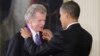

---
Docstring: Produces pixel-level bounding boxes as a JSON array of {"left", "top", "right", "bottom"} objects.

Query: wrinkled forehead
[
  {"left": 33, "top": 12, "right": 46, "bottom": 19},
  {"left": 30, "top": 12, "right": 46, "bottom": 21}
]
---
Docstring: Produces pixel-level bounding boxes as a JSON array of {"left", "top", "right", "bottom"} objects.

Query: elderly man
[
  {"left": 21, "top": 1, "right": 92, "bottom": 56},
  {"left": 6, "top": 4, "right": 47, "bottom": 56}
]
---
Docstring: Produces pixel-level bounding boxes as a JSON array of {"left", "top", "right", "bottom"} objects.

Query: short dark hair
[{"left": 61, "top": 1, "right": 80, "bottom": 19}]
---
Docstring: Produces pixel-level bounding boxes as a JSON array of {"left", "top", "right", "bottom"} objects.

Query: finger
[
  {"left": 24, "top": 27, "right": 27, "bottom": 30},
  {"left": 42, "top": 36, "right": 48, "bottom": 39},
  {"left": 24, "top": 27, "right": 30, "bottom": 33},
  {"left": 21, "top": 28, "right": 25, "bottom": 31}
]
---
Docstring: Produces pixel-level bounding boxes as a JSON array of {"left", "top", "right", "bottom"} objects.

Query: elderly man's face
[{"left": 29, "top": 12, "right": 46, "bottom": 32}]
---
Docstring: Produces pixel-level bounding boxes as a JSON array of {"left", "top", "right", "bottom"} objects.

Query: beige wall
[{"left": 73, "top": 0, "right": 100, "bottom": 56}]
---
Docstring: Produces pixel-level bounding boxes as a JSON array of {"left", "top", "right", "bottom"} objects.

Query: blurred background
[{"left": 0, "top": 0, "right": 100, "bottom": 56}]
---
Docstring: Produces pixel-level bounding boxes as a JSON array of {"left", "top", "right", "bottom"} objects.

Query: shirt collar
[
  {"left": 66, "top": 22, "right": 79, "bottom": 30},
  {"left": 27, "top": 24, "right": 39, "bottom": 37}
]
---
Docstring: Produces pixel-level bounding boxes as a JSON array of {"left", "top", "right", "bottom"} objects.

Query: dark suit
[
  {"left": 6, "top": 32, "right": 30, "bottom": 56},
  {"left": 24, "top": 23, "right": 92, "bottom": 56}
]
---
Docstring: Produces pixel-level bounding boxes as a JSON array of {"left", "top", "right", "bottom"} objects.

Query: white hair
[{"left": 25, "top": 4, "right": 47, "bottom": 20}]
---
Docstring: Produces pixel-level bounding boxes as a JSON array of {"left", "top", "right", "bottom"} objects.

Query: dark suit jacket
[
  {"left": 6, "top": 32, "right": 44, "bottom": 56},
  {"left": 6, "top": 32, "right": 31, "bottom": 56},
  {"left": 24, "top": 23, "right": 92, "bottom": 56}
]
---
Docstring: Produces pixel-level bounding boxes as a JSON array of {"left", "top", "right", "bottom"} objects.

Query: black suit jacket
[
  {"left": 6, "top": 32, "right": 31, "bottom": 56},
  {"left": 10, "top": 24, "right": 92, "bottom": 56},
  {"left": 6, "top": 31, "right": 44, "bottom": 56}
]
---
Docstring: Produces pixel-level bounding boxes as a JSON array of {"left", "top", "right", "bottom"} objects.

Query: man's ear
[{"left": 65, "top": 12, "right": 69, "bottom": 18}]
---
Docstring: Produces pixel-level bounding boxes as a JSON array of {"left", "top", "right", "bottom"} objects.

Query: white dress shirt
[{"left": 27, "top": 24, "right": 39, "bottom": 43}]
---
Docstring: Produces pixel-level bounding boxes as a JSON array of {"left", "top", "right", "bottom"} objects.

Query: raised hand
[
  {"left": 42, "top": 29, "right": 53, "bottom": 41},
  {"left": 20, "top": 27, "right": 32, "bottom": 39}
]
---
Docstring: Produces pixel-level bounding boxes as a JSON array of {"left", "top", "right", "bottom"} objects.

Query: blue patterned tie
[{"left": 35, "top": 34, "right": 42, "bottom": 46}]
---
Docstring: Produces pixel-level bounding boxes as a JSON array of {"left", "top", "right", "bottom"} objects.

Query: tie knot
[{"left": 35, "top": 34, "right": 39, "bottom": 38}]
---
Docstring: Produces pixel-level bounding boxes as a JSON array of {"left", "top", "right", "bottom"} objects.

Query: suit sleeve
[{"left": 24, "top": 32, "right": 63, "bottom": 56}]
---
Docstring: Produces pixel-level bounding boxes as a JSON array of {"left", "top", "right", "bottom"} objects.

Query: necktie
[{"left": 35, "top": 34, "right": 42, "bottom": 45}]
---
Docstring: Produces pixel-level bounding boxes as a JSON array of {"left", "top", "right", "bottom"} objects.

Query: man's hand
[
  {"left": 20, "top": 27, "right": 31, "bottom": 39},
  {"left": 42, "top": 29, "right": 53, "bottom": 41}
]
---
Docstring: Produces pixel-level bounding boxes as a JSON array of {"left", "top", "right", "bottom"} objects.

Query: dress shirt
[{"left": 27, "top": 24, "right": 39, "bottom": 43}]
